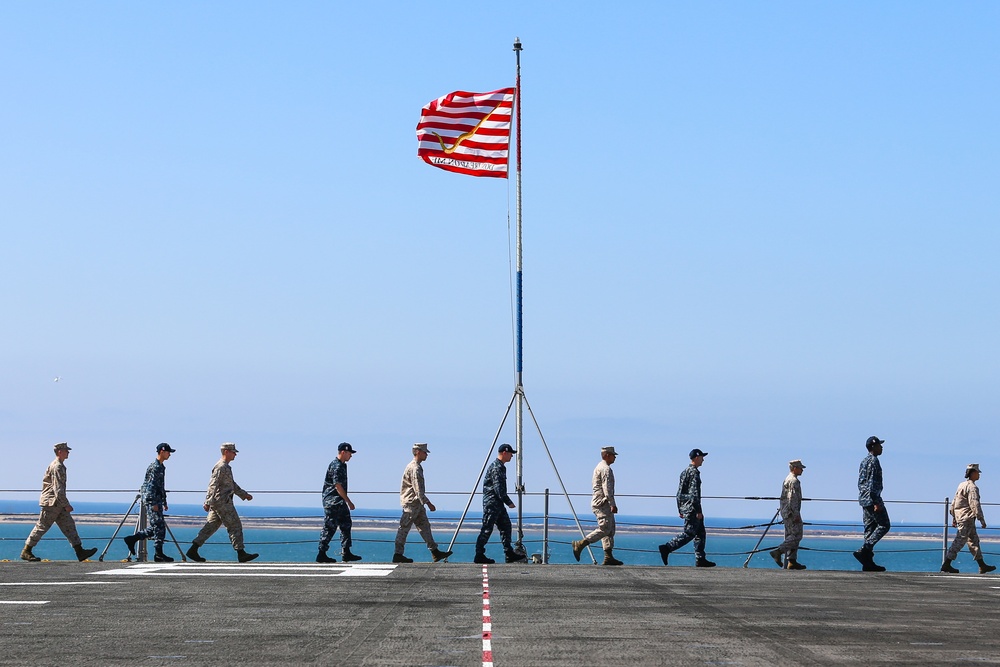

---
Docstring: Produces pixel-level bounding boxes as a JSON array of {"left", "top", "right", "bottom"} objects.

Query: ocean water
[{"left": 1, "top": 515, "right": 989, "bottom": 573}]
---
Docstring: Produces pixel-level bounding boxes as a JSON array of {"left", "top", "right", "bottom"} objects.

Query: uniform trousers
[
  {"left": 776, "top": 513, "right": 803, "bottom": 560},
  {"left": 476, "top": 504, "right": 513, "bottom": 555},
  {"left": 135, "top": 505, "right": 167, "bottom": 548},
  {"left": 394, "top": 504, "right": 437, "bottom": 553},
  {"left": 194, "top": 502, "right": 245, "bottom": 550},
  {"left": 662, "top": 514, "right": 706, "bottom": 560},
  {"left": 862, "top": 505, "right": 891, "bottom": 547},
  {"left": 584, "top": 503, "right": 616, "bottom": 550},
  {"left": 947, "top": 519, "right": 982, "bottom": 560},
  {"left": 25, "top": 506, "right": 81, "bottom": 548},
  {"left": 319, "top": 504, "right": 353, "bottom": 553}
]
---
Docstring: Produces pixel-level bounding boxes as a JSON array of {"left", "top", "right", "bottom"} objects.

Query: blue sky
[{"left": 2, "top": 3, "right": 998, "bottom": 525}]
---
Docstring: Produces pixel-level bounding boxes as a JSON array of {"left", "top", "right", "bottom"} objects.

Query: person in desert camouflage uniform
[
  {"left": 941, "top": 463, "right": 996, "bottom": 575},
  {"left": 187, "top": 442, "right": 258, "bottom": 563},
  {"left": 392, "top": 443, "right": 452, "bottom": 563},
  {"left": 21, "top": 442, "right": 98, "bottom": 562}
]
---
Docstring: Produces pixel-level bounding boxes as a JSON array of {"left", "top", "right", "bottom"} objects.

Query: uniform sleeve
[
  {"left": 415, "top": 464, "right": 429, "bottom": 505},
  {"left": 54, "top": 462, "right": 69, "bottom": 507},
  {"left": 971, "top": 484, "right": 984, "bottom": 522}
]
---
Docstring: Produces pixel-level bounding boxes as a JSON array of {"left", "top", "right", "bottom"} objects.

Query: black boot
[
  {"left": 769, "top": 548, "right": 784, "bottom": 568},
  {"left": 431, "top": 548, "right": 452, "bottom": 562},
  {"left": 854, "top": 546, "right": 885, "bottom": 572},
  {"left": 316, "top": 550, "right": 337, "bottom": 563},
  {"left": 695, "top": 557, "right": 717, "bottom": 568},
  {"left": 237, "top": 549, "right": 259, "bottom": 563},
  {"left": 74, "top": 544, "right": 98, "bottom": 561},
  {"left": 658, "top": 544, "right": 671, "bottom": 565},
  {"left": 505, "top": 550, "right": 527, "bottom": 563},
  {"left": 123, "top": 533, "right": 142, "bottom": 556},
  {"left": 474, "top": 553, "right": 495, "bottom": 564},
  {"left": 977, "top": 558, "right": 997, "bottom": 574},
  {"left": 392, "top": 553, "right": 413, "bottom": 563},
  {"left": 186, "top": 543, "right": 207, "bottom": 563},
  {"left": 153, "top": 546, "right": 174, "bottom": 563},
  {"left": 941, "top": 558, "right": 959, "bottom": 573},
  {"left": 342, "top": 549, "right": 362, "bottom": 562}
]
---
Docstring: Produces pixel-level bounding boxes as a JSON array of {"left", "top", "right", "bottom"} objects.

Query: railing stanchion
[
  {"left": 543, "top": 488, "right": 550, "bottom": 564},
  {"left": 943, "top": 496, "right": 950, "bottom": 562}
]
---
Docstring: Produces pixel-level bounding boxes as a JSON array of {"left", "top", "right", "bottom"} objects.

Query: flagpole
[{"left": 513, "top": 36, "right": 525, "bottom": 551}]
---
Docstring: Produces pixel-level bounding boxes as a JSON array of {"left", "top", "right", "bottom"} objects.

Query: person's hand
[
  {"left": 348, "top": 500, "right": 356, "bottom": 511},
  {"left": 611, "top": 505, "right": 618, "bottom": 514},
  {"left": 873, "top": 504, "right": 881, "bottom": 512},
  {"left": 66, "top": 504, "right": 74, "bottom": 513},
  {"left": 243, "top": 494, "right": 253, "bottom": 501},
  {"left": 151, "top": 504, "right": 160, "bottom": 512},
  {"left": 982, "top": 521, "right": 988, "bottom": 529},
  {"left": 507, "top": 501, "right": 516, "bottom": 509},
  {"left": 427, "top": 501, "right": 436, "bottom": 512},
  {"left": 203, "top": 503, "right": 210, "bottom": 512},
  {"left": 953, "top": 520, "right": 958, "bottom": 528},
  {"left": 696, "top": 513, "right": 704, "bottom": 520}
]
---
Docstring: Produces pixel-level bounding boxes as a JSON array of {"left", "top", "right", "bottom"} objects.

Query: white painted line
[
  {"left": 92, "top": 562, "right": 397, "bottom": 578},
  {"left": 0, "top": 582, "right": 124, "bottom": 586},
  {"left": 0, "top": 601, "right": 49, "bottom": 605},
  {"left": 482, "top": 564, "right": 493, "bottom": 667}
]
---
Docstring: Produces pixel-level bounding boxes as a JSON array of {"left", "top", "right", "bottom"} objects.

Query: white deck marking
[
  {"left": 92, "top": 562, "right": 397, "bottom": 578},
  {"left": 0, "top": 601, "right": 49, "bottom": 605},
  {"left": 0, "top": 581, "right": 123, "bottom": 586}
]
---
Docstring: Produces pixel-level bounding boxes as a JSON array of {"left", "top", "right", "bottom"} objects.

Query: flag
[{"left": 416, "top": 87, "right": 515, "bottom": 178}]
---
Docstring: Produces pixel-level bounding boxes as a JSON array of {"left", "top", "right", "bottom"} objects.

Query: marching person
[
  {"left": 941, "top": 463, "right": 996, "bottom": 574},
  {"left": 392, "top": 443, "right": 452, "bottom": 563},
  {"left": 770, "top": 459, "right": 807, "bottom": 570},
  {"left": 187, "top": 442, "right": 258, "bottom": 563},
  {"left": 572, "top": 446, "right": 623, "bottom": 566},
  {"left": 854, "top": 436, "right": 890, "bottom": 572},
  {"left": 317, "top": 442, "right": 362, "bottom": 563},
  {"left": 20, "top": 442, "right": 99, "bottom": 562},
  {"left": 475, "top": 443, "right": 525, "bottom": 564},
  {"left": 124, "top": 443, "right": 177, "bottom": 562},
  {"left": 658, "top": 448, "right": 716, "bottom": 567}
]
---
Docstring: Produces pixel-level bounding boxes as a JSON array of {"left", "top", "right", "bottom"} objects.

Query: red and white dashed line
[{"left": 482, "top": 564, "right": 493, "bottom": 667}]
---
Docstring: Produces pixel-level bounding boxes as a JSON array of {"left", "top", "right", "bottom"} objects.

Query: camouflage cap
[
  {"left": 220, "top": 442, "right": 239, "bottom": 452},
  {"left": 789, "top": 459, "right": 806, "bottom": 469},
  {"left": 601, "top": 446, "right": 618, "bottom": 456},
  {"left": 53, "top": 442, "right": 71, "bottom": 452},
  {"left": 413, "top": 443, "right": 430, "bottom": 453},
  {"left": 968, "top": 463, "right": 981, "bottom": 473}
]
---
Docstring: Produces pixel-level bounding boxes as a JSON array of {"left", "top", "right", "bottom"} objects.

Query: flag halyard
[{"left": 416, "top": 87, "right": 515, "bottom": 178}]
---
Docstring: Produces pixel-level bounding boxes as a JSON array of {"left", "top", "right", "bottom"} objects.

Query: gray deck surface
[{"left": 1, "top": 560, "right": 998, "bottom": 666}]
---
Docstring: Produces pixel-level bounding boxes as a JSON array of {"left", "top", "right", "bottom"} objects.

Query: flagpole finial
[{"left": 513, "top": 37, "right": 522, "bottom": 51}]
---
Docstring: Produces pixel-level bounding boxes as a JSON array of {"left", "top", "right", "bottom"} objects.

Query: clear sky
[{"left": 3, "top": 3, "right": 998, "bottom": 525}]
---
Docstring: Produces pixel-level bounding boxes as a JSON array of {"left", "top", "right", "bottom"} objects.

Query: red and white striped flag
[{"left": 416, "top": 87, "right": 515, "bottom": 178}]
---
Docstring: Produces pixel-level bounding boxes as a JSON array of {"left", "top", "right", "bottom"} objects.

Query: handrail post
[
  {"left": 543, "top": 488, "right": 550, "bottom": 564},
  {"left": 943, "top": 496, "right": 950, "bottom": 562}
]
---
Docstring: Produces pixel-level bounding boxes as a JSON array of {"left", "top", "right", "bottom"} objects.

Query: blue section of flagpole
[{"left": 516, "top": 270, "right": 523, "bottom": 374}]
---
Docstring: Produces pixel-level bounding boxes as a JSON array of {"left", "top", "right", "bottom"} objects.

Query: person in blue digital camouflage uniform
[
  {"left": 124, "top": 443, "right": 176, "bottom": 562},
  {"left": 854, "top": 436, "right": 889, "bottom": 572},
  {"left": 658, "top": 449, "right": 716, "bottom": 567},
  {"left": 317, "top": 442, "right": 362, "bottom": 563},
  {"left": 475, "top": 443, "right": 525, "bottom": 564}
]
